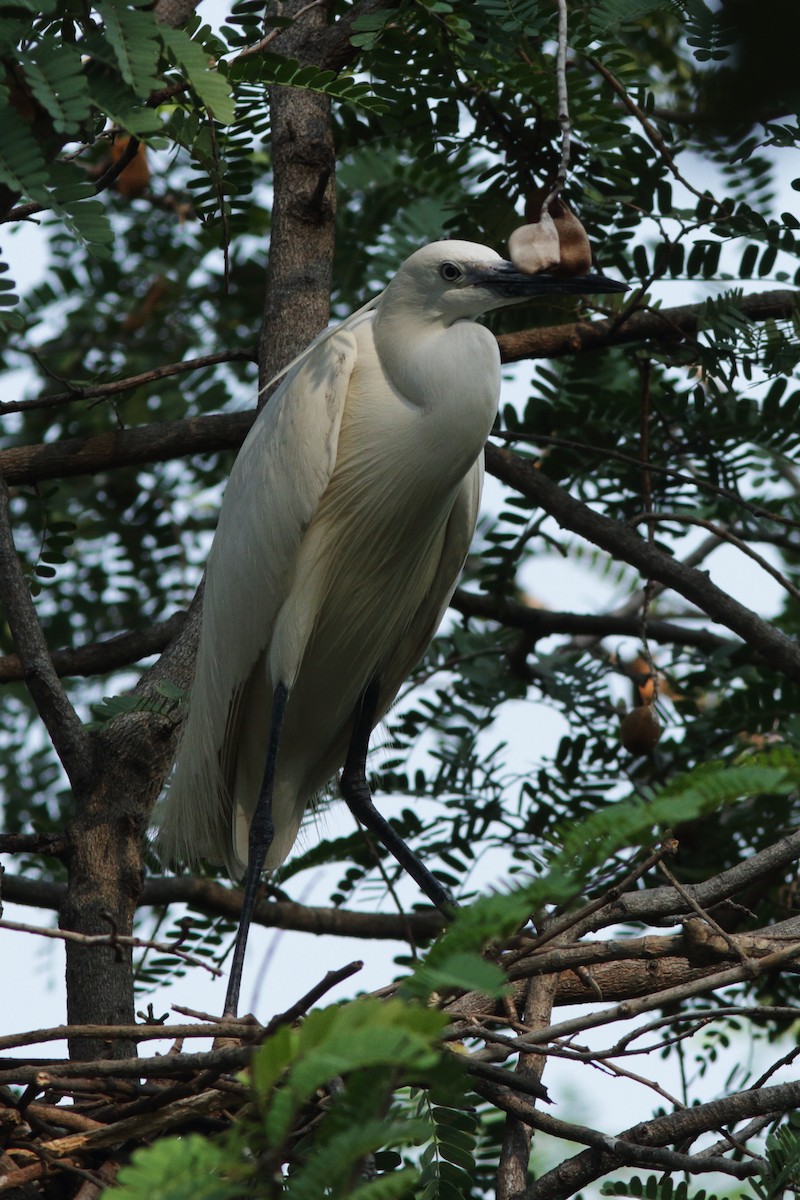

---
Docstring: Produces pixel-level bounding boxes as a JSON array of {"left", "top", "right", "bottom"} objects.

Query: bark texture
[{"left": 258, "top": 1, "right": 337, "bottom": 394}]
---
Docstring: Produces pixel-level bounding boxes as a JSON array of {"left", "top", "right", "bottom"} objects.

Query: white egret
[{"left": 160, "top": 239, "right": 626, "bottom": 1016}]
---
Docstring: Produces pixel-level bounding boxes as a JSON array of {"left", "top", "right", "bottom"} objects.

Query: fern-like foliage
[
  {"left": 89, "top": 680, "right": 185, "bottom": 726},
  {"left": 752, "top": 1112, "right": 800, "bottom": 1200},
  {"left": 110, "top": 998, "right": 472, "bottom": 1199},
  {"left": 602, "top": 1174, "right": 724, "bottom": 1200}
]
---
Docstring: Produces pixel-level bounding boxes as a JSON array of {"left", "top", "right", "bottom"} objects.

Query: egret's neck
[{"left": 371, "top": 305, "right": 501, "bottom": 458}]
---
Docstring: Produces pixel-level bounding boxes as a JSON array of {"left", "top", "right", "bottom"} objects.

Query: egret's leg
[
  {"left": 223, "top": 679, "right": 289, "bottom": 1018},
  {"left": 340, "top": 680, "right": 458, "bottom": 918}
]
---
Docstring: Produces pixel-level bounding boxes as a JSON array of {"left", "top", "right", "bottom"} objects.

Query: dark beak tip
[{"left": 540, "top": 270, "right": 630, "bottom": 294}]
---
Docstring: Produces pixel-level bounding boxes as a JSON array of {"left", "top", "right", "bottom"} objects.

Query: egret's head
[{"left": 383, "top": 239, "right": 627, "bottom": 325}]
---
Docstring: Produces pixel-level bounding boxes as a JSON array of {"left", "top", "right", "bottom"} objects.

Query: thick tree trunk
[
  {"left": 60, "top": 724, "right": 154, "bottom": 1060},
  {"left": 258, "top": 1, "right": 337, "bottom": 394},
  {"left": 60, "top": 606, "right": 202, "bottom": 1061}
]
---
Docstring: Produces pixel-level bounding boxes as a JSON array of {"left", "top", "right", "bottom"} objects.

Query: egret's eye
[{"left": 439, "top": 261, "right": 463, "bottom": 283}]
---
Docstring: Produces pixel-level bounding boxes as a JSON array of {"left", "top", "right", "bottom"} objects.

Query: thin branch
[
  {"left": 452, "top": 589, "right": 731, "bottom": 653},
  {"left": 493, "top": 940, "right": 800, "bottom": 1054},
  {"left": 0, "top": 475, "right": 91, "bottom": 791},
  {"left": 517, "top": 1081, "right": 800, "bottom": 1200},
  {"left": 495, "top": 430, "right": 800, "bottom": 533},
  {"left": 508, "top": 843, "right": 672, "bottom": 963},
  {"left": 0, "top": 1046, "right": 252, "bottom": 1087},
  {"left": 259, "top": 960, "right": 363, "bottom": 1032},
  {"left": 0, "top": 349, "right": 255, "bottom": 416},
  {"left": 495, "top": 288, "right": 798, "bottom": 363},
  {"left": 3, "top": 139, "right": 142, "bottom": 225},
  {"left": 542, "top": 0, "right": 570, "bottom": 211},
  {"left": 0, "top": 1021, "right": 257, "bottom": 1054},
  {"left": 485, "top": 442, "right": 800, "bottom": 682},
  {"left": 586, "top": 55, "right": 713, "bottom": 205},
  {"left": 0, "top": 611, "right": 187, "bottom": 683},
  {"left": 473, "top": 1079, "right": 765, "bottom": 1183},
  {"left": 631, "top": 510, "right": 800, "bottom": 604},
  {"left": 0, "top": 918, "right": 222, "bottom": 978},
  {"left": 0, "top": 871, "right": 446, "bottom": 940}
]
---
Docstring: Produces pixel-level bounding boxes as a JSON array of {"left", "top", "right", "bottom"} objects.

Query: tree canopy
[{"left": 2, "top": 0, "right": 800, "bottom": 1196}]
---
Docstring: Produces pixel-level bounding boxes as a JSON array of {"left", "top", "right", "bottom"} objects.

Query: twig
[
  {"left": 494, "top": 940, "right": 800, "bottom": 1054},
  {"left": 495, "top": 431, "right": 800, "bottom": 533},
  {"left": 451, "top": 589, "right": 730, "bottom": 653},
  {"left": 543, "top": 0, "right": 571, "bottom": 211},
  {"left": 631, "top": 510, "right": 800, "bottom": 604},
  {"left": 472, "top": 1079, "right": 764, "bottom": 1182},
  {"left": 569, "top": 1045, "right": 686, "bottom": 1110},
  {"left": 0, "top": 919, "right": 223, "bottom": 977},
  {"left": 0, "top": 1021, "right": 257, "bottom": 1053},
  {"left": 485, "top": 442, "right": 800, "bottom": 682},
  {"left": 506, "top": 842, "right": 671, "bottom": 963},
  {"left": 657, "top": 860, "right": 746, "bottom": 962},
  {"left": 586, "top": 55, "right": 714, "bottom": 206},
  {"left": 260, "top": 960, "right": 364, "bottom": 1035},
  {"left": 0, "top": 611, "right": 188, "bottom": 683},
  {"left": 0, "top": 349, "right": 255, "bottom": 416},
  {"left": 3, "top": 139, "right": 142, "bottom": 225},
  {"left": 0, "top": 476, "right": 90, "bottom": 791},
  {"left": 0, "top": 1046, "right": 252, "bottom": 1086}
]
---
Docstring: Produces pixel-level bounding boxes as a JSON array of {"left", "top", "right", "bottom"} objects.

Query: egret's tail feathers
[{"left": 158, "top": 750, "right": 234, "bottom": 876}]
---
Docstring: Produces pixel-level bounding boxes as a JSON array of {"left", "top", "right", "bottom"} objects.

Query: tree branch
[
  {"left": 452, "top": 588, "right": 731, "bottom": 652},
  {"left": 495, "top": 288, "right": 798, "bottom": 363},
  {"left": 484, "top": 443, "right": 800, "bottom": 682},
  {"left": 474, "top": 1079, "right": 764, "bottom": 1184},
  {"left": 3, "top": 290, "right": 796, "bottom": 488},
  {"left": 0, "top": 476, "right": 91, "bottom": 792},
  {"left": 0, "top": 872, "right": 446, "bottom": 941},
  {"left": 0, "top": 412, "right": 253, "bottom": 487},
  {"left": 0, "top": 611, "right": 188, "bottom": 683},
  {"left": 0, "top": 350, "right": 255, "bottom": 416},
  {"left": 520, "top": 1080, "right": 800, "bottom": 1200}
]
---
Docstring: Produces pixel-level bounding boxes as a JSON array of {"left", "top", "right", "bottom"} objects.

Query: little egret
[{"left": 160, "top": 240, "right": 626, "bottom": 1016}]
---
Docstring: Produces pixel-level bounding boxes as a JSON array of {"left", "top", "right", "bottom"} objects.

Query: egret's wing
[
  {"left": 160, "top": 329, "right": 359, "bottom": 872},
  {"left": 376, "top": 454, "right": 484, "bottom": 718}
]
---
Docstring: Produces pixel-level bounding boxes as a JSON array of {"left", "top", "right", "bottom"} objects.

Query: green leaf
[
  {"left": 97, "top": 0, "right": 162, "bottom": 95},
  {"left": 0, "top": 89, "right": 51, "bottom": 201},
  {"left": 22, "top": 42, "right": 94, "bottom": 134},
  {"left": 229, "top": 52, "right": 388, "bottom": 112},
  {"left": 404, "top": 950, "right": 507, "bottom": 1001},
  {"left": 113, "top": 1134, "right": 238, "bottom": 1200},
  {"left": 85, "top": 65, "right": 164, "bottom": 134},
  {"left": 160, "top": 27, "right": 235, "bottom": 124}
]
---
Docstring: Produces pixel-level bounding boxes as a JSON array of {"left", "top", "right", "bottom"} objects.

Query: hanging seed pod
[
  {"left": 620, "top": 703, "right": 662, "bottom": 756},
  {"left": 550, "top": 199, "right": 592, "bottom": 276},
  {"left": 508, "top": 209, "right": 561, "bottom": 274},
  {"left": 509, "top": 193, "right": 594, "bottom": 277}
]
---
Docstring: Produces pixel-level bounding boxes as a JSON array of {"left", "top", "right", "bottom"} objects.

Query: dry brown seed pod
[
  {"left": 620, "top": 703, "right": 662, "bottom": 756},
  {"left": 508, "top": 210, "right": 561, "bottom": 275},
  {"left": 551, "top": 200, "right": 592, "bottom": 276}
]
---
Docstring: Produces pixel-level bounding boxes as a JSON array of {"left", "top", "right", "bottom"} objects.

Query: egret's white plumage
[
  {"left": 162, "top": 240, "right": 502, "bottom": 877},
  {"left": 160, "top": 239, "right": 626, "bottom": 897}
]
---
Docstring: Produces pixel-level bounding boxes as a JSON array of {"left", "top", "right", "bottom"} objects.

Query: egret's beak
[{"left": 471, "top": 261, "right": 629, "bottom": 299}]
